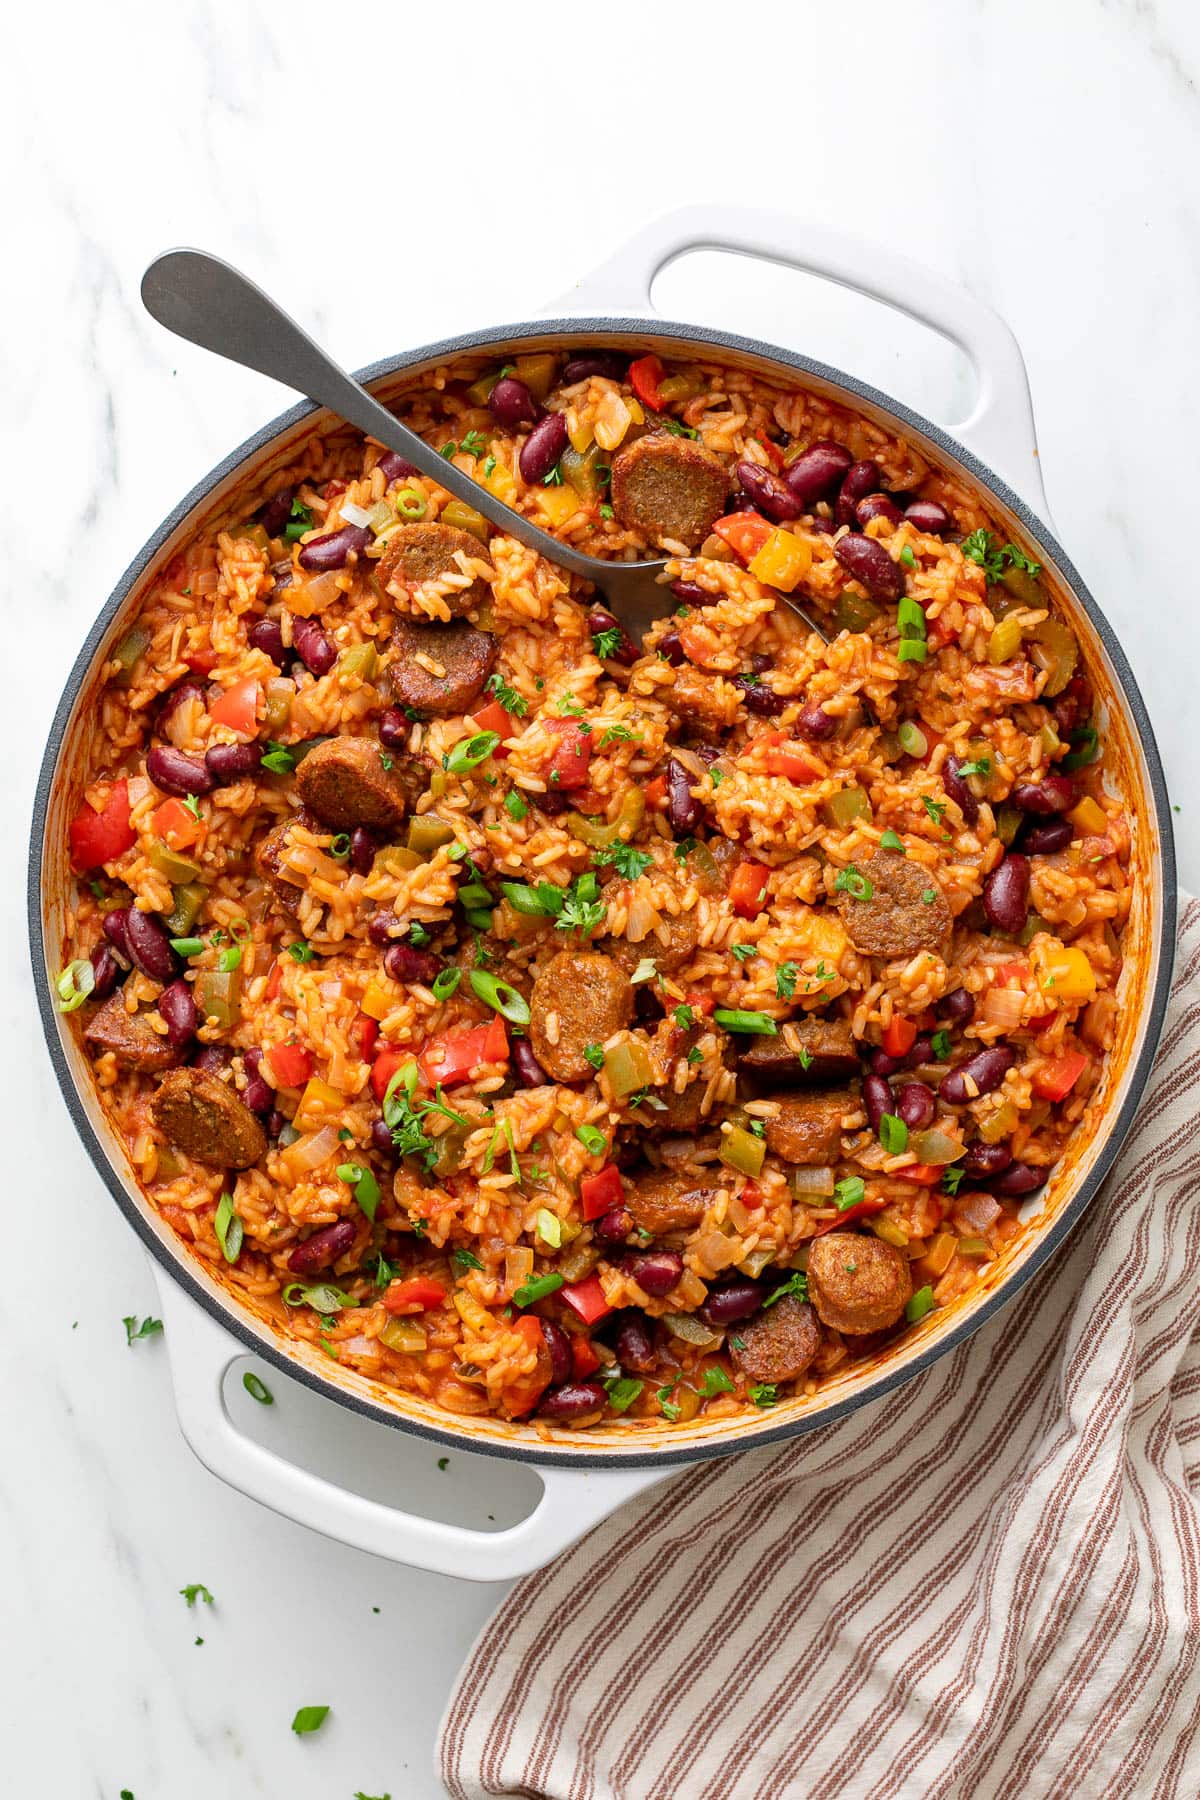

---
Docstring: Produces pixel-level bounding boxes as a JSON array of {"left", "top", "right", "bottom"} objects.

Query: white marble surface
[{"left": 5, "top": 1, "right": 1199, "bottom": 1794}]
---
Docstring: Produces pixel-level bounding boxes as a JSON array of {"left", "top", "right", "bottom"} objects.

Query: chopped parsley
[
  {"left": 930, "top": 1028, "right": 952, "bottom": 1062},
  {"left": 593, "top": 842, "right": 653, "bottom": 881},
  {"left": 600, "top": 502, "right": 614, "bottom": 520},
  {"left": 453, "top": 1248, "right": 484, "bottom": 1272},
  {"left": 942, "top": 1165, "right": 966, "bottom": 1195},
  {"left": 797, "top": 1046, "right": 813, "bottom": 1070},
  {"left": 599, "top": 724, "right": 637, "bottom": 748},
  {"left": 592, "top": 626, "right": 623, "bottom": 660},
  {"left": 775, "top": 962, "right": 799, "bottom": 1001},
  {"left": 556, "top": 871, "right": 606, "bottom": 937},
  {"left": 955, "top": 757, "right": 991, "bottom": 779},
  {"left": 481, "top": 455, "right": 497, "bottom": 478},
  {"left": 879, "top": 829, "right": 906, "bottom": 853},
  {"left": 661, "top": 419, "right": 700, "bottom": 439},
  {"left": 582, "top": 1043, "right": 605, "bottom": 1070},
  {"left": 460, "top": 429, "right": 488, "bottom": 457},
  {"left": 763, "top": 1271, "right": 808, "bottom": 1308},
  {"left": 657, "top": 1378, "right": 683, "bottom": 1421},
  {"left": 923, "top": 796, "right": 948, "bottom": 827},
  {"left": 407, "top": 921, "right": 431, "bottom": 947},
  {"left": 181, "top": 793, "right": 202, "bottom": 821},
  {"left": 749, "top": 1382, "right": 779, "bottom": 1407},
  {"left": 686, "top": 1046, "right": 704, "bottom": 1065},
  {"left": 674, "top": 1004, "right": 696, "bottom": 1029},
  {"left": 283, "top": 498, "right": 314, "bottom": 542},
  {"left": 961, "top": 529, "right": 1042, "bottom": 584},
  {"left": 485, "top": 672, "right": 528, "bottom": 717},
  {"left": 731, "top": 943, "right": 759, "bottom": 963},
  {"left": 122, "top": 1314, "right": 163, "bottom": 1346},
  {"left": 700, "top": 1367, "right": 735, "bottom": 1396},
  {"left": 504, "top": 788, "right": 529, "bottom": 821},
  {"left": 921, "top": 888, "right": 937, "bottom": 905}
]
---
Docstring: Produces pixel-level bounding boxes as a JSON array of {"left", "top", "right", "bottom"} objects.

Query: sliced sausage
[
  {"left": 610, "top": 434, "right": 730, "bottom": 547},
  {"left": 762, "top": 1093, "right": 852, "bottom": 1165},
  {"left": 388, "top": 617, "right": 498, "bottom": 717},
  {"left": 253, "top": 811, "right": 314, "bottom": 914},
  {"left": 833, "top": 852, "right": 952, "bottom": 958},
  {"left": 84, "top": 992, "right": 183, "bottom": 1072},
  {"left": 739, "top": 1016, "right": 860, "bottom": 1087},
  {"left": 295, "top": 736, "right": 424, "bottom": 832},
  {"left": 663, "top": 665, "right": 741, "bottom": 734},
  {"left": 626, "top": 1170, "right": 716, "bottom": 1237},
  {"left": 149, "top": 1067, "right": 267, "bottom": 1170},
  {"left": 806, "top": 1231, "right": 912, "bottom": 1334},
  {"left": 641, "top": 1077, "right": 710, "bottom": 1134},
  {"left": 528, "top": 950, "right": 634, "bottom": 1083},
  {"left": 601, "top": 908, "right": 698, "bottom": 978},
  {"left": 376, "top": 521, "right": 490, "bottom": 617},
  {"left": 730, "top": 1293, "right": 821, "bottom": 1383}
]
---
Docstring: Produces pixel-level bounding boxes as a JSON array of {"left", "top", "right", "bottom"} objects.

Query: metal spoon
[{"left": 141, "top": 248, "right": 826, "bottom": 645}]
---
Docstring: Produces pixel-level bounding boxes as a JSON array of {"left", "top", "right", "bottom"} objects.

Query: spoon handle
[{"left": 140, "top": 248, "right": 604, "bottom": 580}]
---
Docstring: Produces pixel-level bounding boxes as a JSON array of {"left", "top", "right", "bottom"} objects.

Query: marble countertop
[{"left": 6, "top": 1, "right": 1198, "bottom": 1794}]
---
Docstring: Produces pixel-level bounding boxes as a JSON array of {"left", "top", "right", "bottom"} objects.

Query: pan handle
[
  {"left": 153, "top": 1271, "right": 665, "bottom": 1581},
  {"left": 553, "top": 205, "right": 1050, "bottom": 521}
]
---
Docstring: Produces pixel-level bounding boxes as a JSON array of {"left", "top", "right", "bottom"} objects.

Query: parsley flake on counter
[
  {"left": 123, "top": 1315, "right": 163, "bottom": 1347},
  {"left": 291, "top": 1704, "right": 330, "bottom": 1736},
  {"left": 180, "top": 1584, "right": 214, "bottom": 1608}
]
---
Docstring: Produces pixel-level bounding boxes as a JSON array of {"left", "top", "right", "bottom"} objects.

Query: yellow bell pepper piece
[
  {"left": 453, "top": 1289, "right": 493, "bottom": 1335},
  {"left": 792, "top": 909, "right": 849, "bottom": 962},
  {"left": 1068, "top": 795, "right": 1107, "bottom": 836},
  {"left": 537, "top": 484, "right": 581, "bottom": 529},
  {"left": 482, "top": 456, "right": 519, "bottom": 508},
  {"left": 748, "top": 527, "right": 812, "bottom": 594},
  {"left": 360, "top": 979, "right": 393, "bottom": 1022},
  {"left": 1031, "top": 940, "right": 1097, "bottom": 1007},
  {"left": 567, "top": 412, "right": 595, "bottom": 455},
  {"left": 592, "top": 390, "right": 632, "bottom": 452},
  {"left": 293, "top": 1076, "right": 344, "bottom": 1131},
  {"left": 987, "top": 615, "right": 1023, "bottom": 664}
]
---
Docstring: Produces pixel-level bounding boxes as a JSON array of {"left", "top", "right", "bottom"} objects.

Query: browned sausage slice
[
  {"left": 388, "top": 617, "right": 498, "bottom": 717},
  {"left": 528, "top": 950, "right": 634, "bottom": 1083},
  {"left": 626, "top": 1170, "right": 716, "bottom": 1237},
  {"left": 253, "top": 810, "right": 316, "bottom": 915},
  {"left": 611, "top": 435, "right": 730, "bottom": 547},
  {"left": 739, "top": 1016, "right": 860, "bottom": 1087},
  {"left": 600, "top": 907, "right": 698, "bottom": 977},
  {"left": 149, "top": 1067, "right": 267, "bottom": 1170},
  {"left": 377, "top": 522, "right": 489, "bottom": 617},
  {"left": 663, "top": 666, "right": 741, "bottom": 734},
  {"left": 84, "top": 992, "right": 183, "bottom": 1072},
  {"left": 762, "top": 1093, "right": 853, "bottom": 1164},
  {"left": 730, "top": 1293, "right": 821, "bottom": 1384},
  {"left": 833, "top": 852, "right": 951, "bottom": 958},
  {"left": 296, "top": 736, "right": 424, "bottom": 832},
  {"left": 806, "top": 1231, "right": 912, "bottom": 1334}
]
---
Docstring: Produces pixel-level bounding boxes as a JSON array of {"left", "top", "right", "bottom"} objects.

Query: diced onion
[
  {"left": 505, "top": 1246, "right": 534, "bottom": 1291},
  {"left": 625, "top": 892, "right": 663, "bottom": 943},
  {"left": 981, "top": 985, "right": 1026, "bottom": 1029},
  {"left": 954, "top": 1192, "right": 1001, "bottom": 1233},
  {"left": 339, "top": 502, "right": 374, "bottom": 529},
  {"left": 790, "top": 1165, "right": 836, "bottom": 1198},
  {"left": 284, "top": 1125, "right": 339, "bottom": 1173}
]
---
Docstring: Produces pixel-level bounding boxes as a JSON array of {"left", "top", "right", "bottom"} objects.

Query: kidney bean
[
  {"left": 89, "top": 942, "right": 122, "bottom": 1000},
  {"left": 834, "top": 533, "right": 903, "bottom": 601},
  {"left": 905, "top": 498, "right": 952, "bottom": 535},
  {"left": 868, "top": 1048, "right": 907, "bottom": 1078},
  {"left": 298, "top": 523, "right": 370, "bottom": 572},
  {"left": 993, "top": 1160, "right": 1046, "bottom": 1196},
  {"left": 158, "top": 978, "right": 197, "bottom": 1048},
  {"left": 518, "top": 411, "right": 567, "bottom": 485},
  {"left": 856, "top": 493, "right": 904, "bottom": 528},
  {"left": 378, "top": 450, "right": 417, "bottom": 483},
  {"left": 614, "top": 1311, "right": 657, "bottom": 1373},
  {"left": 157, "top": 680, "right": 205, "bottom": 734},
  {"left": 539, "top": 1381, "right": 608, "bottom": 1419},
  {"left": 785, "top": 440, "right": 854, "bottom": 504},
  {"left": 512, "top": 1040, "right": 549, "bottom": 1088},
  {"left": 370, "top": 1118, "right": 395, "bottom": 1157},
  {"left": 962, "top": 1141, "right": 1012, "bottom": 1180},
  {"left": 1011, "top": 775, "right": 1077, "bottom": 815},
  {"left": 588, "top": 606, "right": 638, "bottom": 666},
  {"left": 379, "top": 706, "right": 410, "bottom": 747},
  {"left": 701, "top": 1277, "right": 763, "bottom": 1326},
  {"left": 938, "top": 987, "right": 975, "bottom": 1025},
  {"left": 205, "top": 741, "right": 263, "bottom": 786},
  {"left": 592, "top": 1211, "right": 632, "bottom": 1252},
  {"left": 146, "top": 745, "right": 214, "bottom": 798},
  {"left": 242, "top": 1047, "right": 273, "bottom": 1114},
  {"left": 897, "top": 1082, "right": 937, "bottom": 1130},
  {"left": 1021, "top": 817, "right": 1073, "bottom": 856},
  {"left": 670, "top": 579, "right": 712, "bottom": 608},
  {"left": 733, "top": 674, "right": 786, "bottom": 716},
  {"left": 349, "top": 827, "right": 375, "bottom": 875},
  {"left": 125, "top": 908, "right": 179, "bottom": 981},
  {"left": 796, "top": 703, "right": 836, "bottom": 741},
  {"left": 193, "top": 1044, "right": 232, "bottom": 1075},
  {"left": 942, "top": 755, "right": 980, "bottom": 827},
  {"left": 734, "top": 459, "right": 803, "bottom": 523},
  {"left": 530, "top": 1318, "right": 570, "bottom": 1387},
  {"left": 102, "top": 908, "right": 132, "bottom": 957},
  {"left": 287, "top": 1219, "right": 357, "bottom": 1275},
  {"left": 657, "top": 630, "right": 685, "bottom": 667},
  {"left": 248, "top": 616, "right": 285, "bottom": 665},
  {"left": 291, "top": 616, "right": 337, "bottom": 677},
  {"left": 863, "top": 1073, "right": 893, "bottom": 1135},
  {"left": 367, "top": 910, "right": 403, "bottom": 947},
  {"left": 258, "top": 486, "right": 296, "bottom": 536},
  {"left": 1051, "top": 673, "right": 1093, "bottom": 737},
  {"left": 835, "top": 459, "right": 880, "bottom": 527},
  {"left": 747, "top": 653, "right": 772, "bottom": 674},
  {"left": 267, "top": 1109, "right": 286, "bottom": 1141},
  {"left": 488, "top": 377, "right": 541, "bottom": 430},
  {"left": 940, "top": 1046, "right": 1015, "bottom": 1105},
  {"left": 626, "top": 1250, "right": 683, "bottom": 1297},
  {"left": 666, "top": 758, "right": 701, "bottom": 833},
  {"left": 384, "top": 942, "right": 441, "bottom": 984},
  {"left": 562, "top": 352, "right": 628, "bottom": 384},
  {"left": 984, "top": 853, "right": 1031, "bottom": 935},
  {"left": 268, "top": 560, "right": 294, "bottom": 599}
]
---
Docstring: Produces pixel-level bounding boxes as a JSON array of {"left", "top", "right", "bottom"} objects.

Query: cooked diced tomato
[
  {"left": 996, "top": 961, "right": 1030, "bottom": 987},
  {"left": 209, "top": 676, "right": 261, "bottom": 735},
  {"left": 713, "top": 512, "right": 773, "bottom": 563},
  {"left": 729, "top": 860, "right": 770, "bottom": 918},
  {"left": 629, "top": 354, "right": 664, "bottom": 412},
  {"left": 544, "top": 719, "right": 593, "bottom": 792},
  {"left": 740, "top": 1179, "right": 764, "bottom": 1211},
  {"left": 644, "top": 774, "right": 668, "bottom": 811},
  {"left": 882, "top": 1015, "right": 918, "bottom": 1058},
  {"left": 418, "top": 1015, "right": 509, "bottom": 1088},
  {"left": 267, "top": 1040, "right": 314, "bottom": 1088},
  {"left": 152, "top": 797, "right": 202, "bottom": 850},
  {"left": 183, "top": 647, "right": 219, "bottom": 676},
  {"left": 371, "top": 1044, "right": 413, "bottom": 1104},
  {"left": 560, "top": 1272, "right": 613, "bottom": 1326},
  {"left": 904, "top": 1164, "right": 944, "bottom": 1186},
  {"left": 683, "top": 989, "right": 716, "bottom": 1017},
  {"left": 265, "top": 958, "right": 285, "bottom": 1001},
  {"left": 571, "top": 1335, "right": 602, "bottom": 1378},
  {"left": 815, "top": 1197, "right": 887, "bottom": 1234},
  {"left": 766, "top": 743, "right": 825, "bottom": 783},
  {"left": 469, "top": 698, "right": 515, "bottom": 754},
  {"left": 70, "top": 781, "right": 136, "bottom": 870},
  {"left": 503, "top": 1315, "right": 554, "bottom": 1417},
  {"left": 351, "top": 1013, "right": 379, "bottom": 1062},
  {"left": 1031, "top": 1049, "right": 1090, "bottom": 1102},
  {"left": 383, "top": 1276, "right": 446, "bottom": 1314},
  {"left": 751, "top": 436, "right": 784, "bottom": 472},
  {"left": 580, "top": 1164, "right": 624, "bottom": 1221}
]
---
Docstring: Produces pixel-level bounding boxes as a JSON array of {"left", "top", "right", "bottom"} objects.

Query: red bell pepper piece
[
  {"left": 351, "top": 1013, "right": 379, "bottom": 1062},
  {"left": 571, "top": 1335, "right": 602, "bottom": 1379},
  {"left": 383, "top": 1276, "right": 446, "bottom": 1314},
  {"left": 544, "top": 719, "right": 593, "bottom": 792},
  {"left": 815, "top": 1197, "right": 888, "bottom": 1235},
  {"left": 765, "top": 743, "right": 825, "bottom": 784},
  {"left": 881, "top": 1015, "right": 918, "bottom": 1058},
  {"left": 209, "top": 676, "right": 261, "bottom": 736},
  {"left": 560, "top": 1272, "right": 613, "bottom": 1326},
  {"left": 183, "top": 647, "right": 219, "bottom": 676},
  {"left": 629, "top": 354, "right": 665, "bottom": 412},
  {"left": 371, "top": 1044, "right": 413, "bottom": 1103},
  {"left": 904, "top": 1164, "right": 944, "bottom": 1186},
  {"left": 503, "top": 1315, "right": 554, "bottom": 1417},
  {"left": 267, "top": 1040, "right": 314, "bottom": 1088},
  {"left": 468, "top": 698, "right": 515, "bottom": 755},
  {"left": 713, "top": 512, "right": 773, "bottom": 563},
  {"left": 152, "top": 797, "right": 202, "bottom": 851},
  {"left": 995, "top": 961, "right": 1030, "bottom": 987},
  {"left": 418, "top": 1015, "right": 509, "bottom": 1089},
  {"left": 1031, "top": 1049, "right": 1090, "bottom": 1102},
  {"left": 751, "top": 436, "right": 784, "bottom": 472},
  {"left": 644, "top": 774, "right": 668, "bottom": 811},
  {"left": 729, "top": 860, "right": 770, "bottom": 919},
  {"left": 580, "top": 1164, "right": 624, "bottom": 1222},
  {"left": 265, "top": 959, "right": 285, "bottom": 1002},
  {"left": 69, "top": 780, "right": 135, "bottom": 870}
]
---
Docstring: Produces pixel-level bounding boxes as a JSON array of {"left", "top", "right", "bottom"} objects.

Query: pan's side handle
[
  {"left": 153, "top": 1272, "right": 665, "bottom": 1581},
  {"left": 553, "top": 206, "right": 1050, "bottom": 522}
]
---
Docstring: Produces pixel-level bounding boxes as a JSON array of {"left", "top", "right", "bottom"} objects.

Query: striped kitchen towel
[{"left": 440, "top": 898, "right": 1200, "bottom": 1800}]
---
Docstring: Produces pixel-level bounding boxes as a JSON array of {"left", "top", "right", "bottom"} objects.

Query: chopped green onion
[
  {"left": 282, "top": 1281, "right": 355, "bottom": 1312},
  {"left": 287, "top": 941, "right": 315, "bottom": 962},
  {"left": 504, "top": 789, "right": 529, "bottom": 821},
  {"left": 444, "top": 731, "right": 500, "bottom": 774},
  {"left": 833, "top": 1176, "right": 866, "bottom": 1211},
  {"left": 674, "top": 1004, "right": 695, "bottom": 1029},
  {"left": 897, "top": 639, "right": 928, "bottom": 663},
  {"left": 906, "top": 1284, "right": 935, "bottom": 1323},
  {"left": 242, "top": 1371, "right": 273, "bottom": 1404},
  {"left": 713, "top": 1009, "right": 778, "bottom": 1036},
  {"left": 575, "top": 1124, "right": 607, "bottom": 1156},
  {"left": 879, "top": 1114, "right": 908, "bottom": 1154},
  {"left": 214, "top": 1192, "right": 243, "bottom": 1263},
  {"left": 431, "top": 968, "right": 462, "bottom": 1001},
  {"left": 834, "top": 866, "right": 874, "bottom": 901},
  {"left": 897, "top": 596, "right": 926, "bottom": 636},
  {"left": 336, "top": 1162, "right": 380, "bottom": 1223},
  {"left": 501, "top": 879, "right": 564, "bottom": 917},
  {"left": 897, "top": 720, "right": 928, "bottom": 758},
  {"left": 328, "top": 833, "right": 351, "bottom": 861},
  {"left": 513, "top": 1272, "right": 565, "bottom": 1307},
  {"left": 630, "top": 957, "right": 658, "bottom": 984},
  {"left": 217, "top": 945, "right": 242, "bottom": 973},
  {"left": 55, "top": 959, "right": 96, "bottom": 1013},
  {"left": 395, "top": 488, "right": 427, "bottom": 520},
  {"left": 878, "top": 830, "right": 906, "bottom": 853},
  {"left": 930, "top": 1028, "right": 953, "bottom": 1062},
  {"left": 899, "top": 545, "right": 917, "bottom": 569},
  {"left": 469, "top": 968, "right": 530, "bottom": 1026},
  {"left": 169, "top": 936, "right": 205, "bottom": 957}
]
